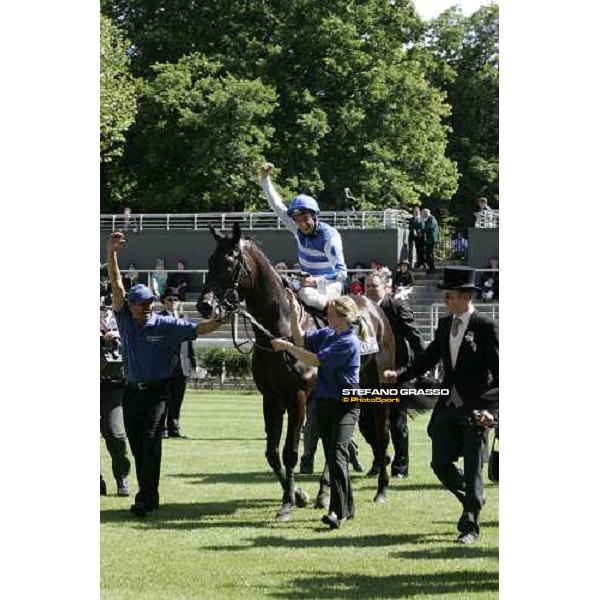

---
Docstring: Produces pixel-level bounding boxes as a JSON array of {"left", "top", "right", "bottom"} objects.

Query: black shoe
[
  {"left": 169, "top": 430, "right": 187, "bottom": 439},
  {"left": 322, "top": 512, "right": 345, "bottom": 530},
  {"left": 130, "top": 503, "right": 147, "bottom": 517},
  {"left": 116, "top": 478, "right": 130, "bottom": 497},
  {"left": 100, "top": 476, "right": 107, "bottom": 496},
  {"left": 456, "top": 531, "right": 479, "bottom": 544},
  {"left": 300, "top": 463, "right": 314, "bottom": 475},
  {"left": 391, "top": 472, "right": 408, "bottom": 479}
]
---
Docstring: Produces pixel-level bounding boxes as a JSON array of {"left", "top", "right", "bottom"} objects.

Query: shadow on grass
[
  {"left": 100, "top": 499, "right": 277, "bottom": 529},
  {"left": 266, "top": 570, "right": 498, "bottom": 598},
  {"left": 203, "top": 532, "right": 437, "bottom": 552},
  {"left": 431, "top": 520, "right": 499, "bottom": 529},
  {"left": 390, "top": 546, "right": 499, "bottom": 560},
  {"left": 169, "top": 471, "right": 282, "bottom": 484},
  {"left": 179, "top": 437, "right": 265, "bottom": 442}
]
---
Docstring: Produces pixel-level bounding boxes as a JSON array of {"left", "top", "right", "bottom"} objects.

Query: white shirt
[{"left": 449, "top": 305, "right": 475, "bottom": 369}]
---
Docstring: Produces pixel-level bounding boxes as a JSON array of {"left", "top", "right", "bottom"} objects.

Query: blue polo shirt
[
  {"left": 304, "top": 327, "right": 360, "bottom": 400},
  {"left": 115, "top": 304, "right": 198, "bottom": 384}
]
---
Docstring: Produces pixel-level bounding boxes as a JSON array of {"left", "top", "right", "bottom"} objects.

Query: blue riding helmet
[{"left": 286, "top": 194, "right": 320, "bottom": 218}]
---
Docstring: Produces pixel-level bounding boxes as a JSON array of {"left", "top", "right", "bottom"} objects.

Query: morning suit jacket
[
  {"left": 397, "top": 309, "right": 499, "bottom": 418},
  {"left": 159, "top": 310, "right": 197, "bottom": 377},
  {"left": 379, "top": 295, "right": 425, "bottom": 369}
]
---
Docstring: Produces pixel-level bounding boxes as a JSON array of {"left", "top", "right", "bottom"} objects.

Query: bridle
[{"left": 212, "top": 245, "right": 282, "bottom": 354}]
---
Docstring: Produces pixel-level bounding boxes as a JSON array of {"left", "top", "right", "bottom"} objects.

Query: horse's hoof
[
  {"left": 276, "top": 503, "right": 293, "bottom": 521},
  {"left": 373, "top": 492, "right": 387, "bottom": 504},
  {"left": 294, "top": 488, "right": 310, "bottom": 508},
  {"left": 314, "top": 494, "right": 329, "bottom": 510}
]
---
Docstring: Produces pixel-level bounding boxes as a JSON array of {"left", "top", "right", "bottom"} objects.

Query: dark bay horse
[{"left": 200, "top": 222, "right": 399, "bottom": 520}]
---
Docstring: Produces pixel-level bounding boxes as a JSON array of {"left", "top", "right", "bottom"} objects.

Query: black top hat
[
  {"left": 160, "top": 287, "right": 180, "bottom": 301},
  {"left": 437, "top": 266, "right": 479, "bottom": 290}
]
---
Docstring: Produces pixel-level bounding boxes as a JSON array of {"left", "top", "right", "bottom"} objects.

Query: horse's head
[{"left": 197, "top": 222, "right": 248, "bottom": 317}]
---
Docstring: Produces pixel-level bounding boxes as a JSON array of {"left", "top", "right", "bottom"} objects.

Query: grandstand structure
[{"left": 101, "top": 209, "right": 499, "bottom": 348}]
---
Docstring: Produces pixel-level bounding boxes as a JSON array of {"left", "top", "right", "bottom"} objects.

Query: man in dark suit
[
  {"left": 363, "top": 271, "right": 426, "bottom": 479},
  {"left": 159, "top": 287, "right": 198, "bottom": 438},
  {"left": 386, "top": 266, "right": 498, "bottom": 544},
  {"left": 408, "top": 206, "right": 425, "bottom": 268}
]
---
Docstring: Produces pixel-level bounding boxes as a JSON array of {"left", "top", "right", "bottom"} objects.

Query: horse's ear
[
  {"left": 209, "top": 224, "right": 225, "bottom": 242},
  {"left": 232, "top": 222, "right": 242, "bottom": 245}
]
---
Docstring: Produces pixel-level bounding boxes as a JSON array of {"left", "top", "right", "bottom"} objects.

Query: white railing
[
  {"left": 474, "top": 210, "right": 499, "bottom": 228},
  {"left": 100, "top": 209, "right": 409, "bottom": 232}
]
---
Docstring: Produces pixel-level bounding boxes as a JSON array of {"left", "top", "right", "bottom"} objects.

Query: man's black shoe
[
  {"left": 130, "top": 503, "right": 148, "bottom": 517},
  {"left": 456, "top": 531, "right": 479, "bottom": 544},
  {"left": 100, "top": 476, "right": 107, "bottom": 496},
  {"left": 322, "top": 512, "right": 346, "bottom": 530},
  {"left": 300, "top": 463, "right": 314, "bottom": 475},
  {"left": 392, "top": 472, "right": 408, "bottom": 479},
  {"left": 169, "top": 430, "right": 187, "bottom": 439}
]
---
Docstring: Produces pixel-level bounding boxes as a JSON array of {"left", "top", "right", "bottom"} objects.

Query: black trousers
[
  {"left": 316, "top": 399, "right": 359, "bottom": 519},
  {"left": 301, "top": 394, "right": 360, "bottom": 468},
  {"left": 100, "top": 383, "right": 131, "bottom": 482},
  {"left": 425, "top": 242, "right": 436, "bottom": 269},
  {"left": 123, "top": 382, "right": 168, "bottom": 508},
  {"left": 160, "top": 375, "right": 188, "bottom": 434},
  {"left": 409, "top": 235, "right": 425, "bottom": 267},
  {"left": 358, "top": 403, "right": 408, "bottom": 474},
  {"left": 428, "top": 404, "right": 489, "bottom": 534}
]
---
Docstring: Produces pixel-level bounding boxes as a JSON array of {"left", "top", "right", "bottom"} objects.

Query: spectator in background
[
  {"left": 479, "top": 258, "right": 499, "bottom": 302},
  {"left": 394, "top": 261, "right": 414, "bottom": 301},
  {"left": 100, "top": 310, "right": 131, "bottom": 498},
  {"left": 408, "top": 206, "right": 425, "bottom": 269},
  {"left": 348, "top": 274, "right": 364, "bottom": 296},
  {"left": 476, "top": 197, "right": 492, "bottom": 212},
  {"left": 151, "top": 259, "right": 168, "bottom": 298},
  {"left": 421, "top": 208, "right": 440, "bottom": 272},
  {"left": 274, "top": 261, "right": 289, "bottom": 273},
  {"left": 451, "top": 232, "right": 469, "bottom": 260},
  {"left": 120, "top": 206, "right": 138, "bottom": 233},
  {"left": 158, "top": 288, "right": 198, "bottom": 438},
  {"left": 166, "top": 259, "right": 190, "bottom": 301},
  {"left": 123, "top": 262, "right": 139, "bottom": 292}
]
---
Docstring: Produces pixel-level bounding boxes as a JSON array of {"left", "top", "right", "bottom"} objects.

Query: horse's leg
[
  {"left": 263, "top": 396, "right": 287, "bottom": 497},
  {"left": 373, "top": 406, "right": 391, "bottom": 503},
  {"left": 279, "top": 391, "right": 310, "bottom": 521},
  {"left": 315, "top": 455, "right": 330, "bottom": 510}
]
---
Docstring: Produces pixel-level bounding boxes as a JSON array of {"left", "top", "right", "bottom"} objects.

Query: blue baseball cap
[{"left": 127, "top": 284, "right": 156, "bottom": 304}]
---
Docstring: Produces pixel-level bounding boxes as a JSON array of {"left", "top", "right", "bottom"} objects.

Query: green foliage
[
  {"left": 100, "top": 1, "right": 497, "bottom": 217},
  {"left": 100, "top": 13, "right": 137, "bottom": 164},
  {"left": 197, "top": 346, "right": 252, "bottom": 378},
  {"left": 420, "top": 3, "right": 499, "bottom": 229}
]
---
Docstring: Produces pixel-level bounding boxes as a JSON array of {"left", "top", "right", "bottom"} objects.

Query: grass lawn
[{"left": 101, "top": 391, "right": 499, "bottom": 599}]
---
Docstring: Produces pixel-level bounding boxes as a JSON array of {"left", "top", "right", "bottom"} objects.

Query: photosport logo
[{"left": 340, "top": 387, "right": 450, "bottom": 404}]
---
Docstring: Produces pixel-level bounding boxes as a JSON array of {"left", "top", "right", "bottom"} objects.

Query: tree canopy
[{"left": 100, "top": 1, "right": 498, "bottom": 218}]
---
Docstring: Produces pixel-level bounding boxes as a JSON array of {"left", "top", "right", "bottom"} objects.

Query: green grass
[{"left": 101, "top": 391, "right": 499, "bottom": 599}]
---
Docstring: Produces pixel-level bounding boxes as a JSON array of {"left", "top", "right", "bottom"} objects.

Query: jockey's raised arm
[{"left": 258, "top": 162, "right": 348, "bottom": 311}]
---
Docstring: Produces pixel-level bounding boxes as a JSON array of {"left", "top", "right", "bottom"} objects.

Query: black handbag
[{"left": 488, "top": 427, "right": 499, "bottom": 482}]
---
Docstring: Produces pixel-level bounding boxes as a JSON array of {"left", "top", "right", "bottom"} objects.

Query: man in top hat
[
  {"left": 384, "top": 266, "right": 499, "bottom": 543},
  {"left": 158, "top": 287, "right": 198, "bottom": 439}
]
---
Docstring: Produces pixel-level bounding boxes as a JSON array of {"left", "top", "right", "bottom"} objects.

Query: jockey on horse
[{"left": 259, "top": 162, "right": 347, "bottom": 312}]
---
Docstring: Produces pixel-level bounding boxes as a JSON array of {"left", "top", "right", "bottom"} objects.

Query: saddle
[{"left": 279, "top": 273, "right": 378, "bottom": 354}]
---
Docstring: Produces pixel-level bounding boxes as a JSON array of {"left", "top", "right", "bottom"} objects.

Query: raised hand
[
  {"left": 259, "top": 162, "right": 275, "bottom": 180},
  {"left": 106, "top": 231, "right": 126, "bottom": 253}
]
